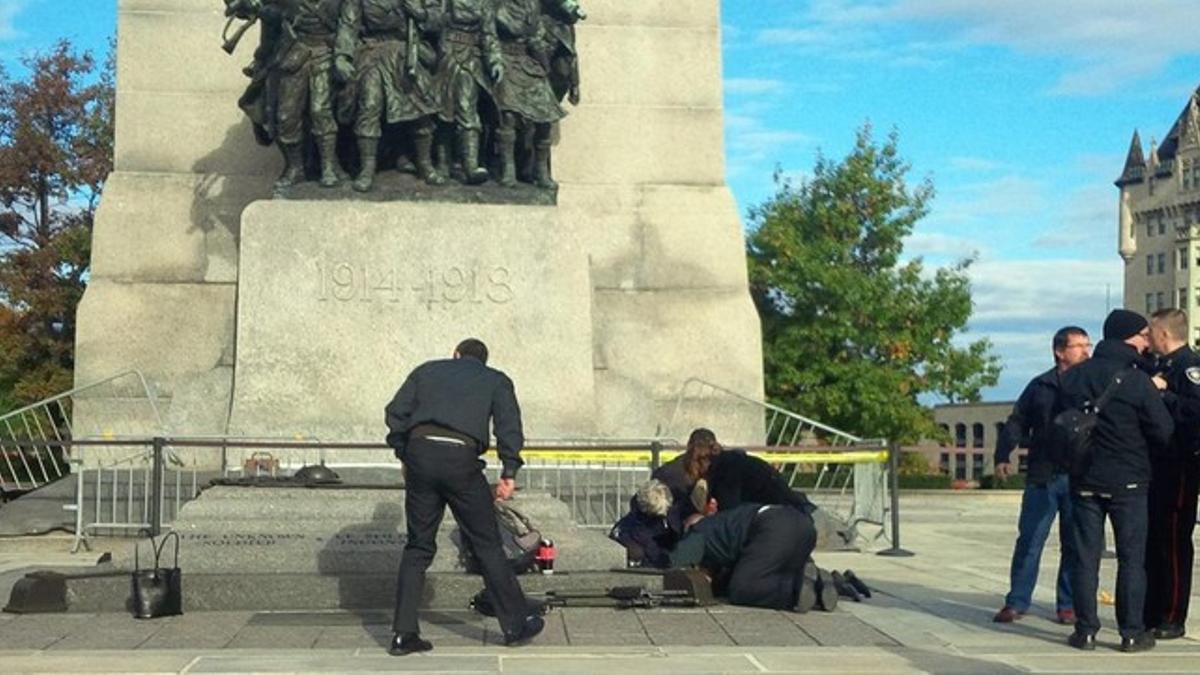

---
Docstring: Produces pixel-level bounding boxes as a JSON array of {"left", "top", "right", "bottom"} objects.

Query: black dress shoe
[
  {"left": 843, "top": 570, "right": 872, "bottom": 598},
  {"left": 815, "top": 568, "right": 838, "bottom": 612},
  {"left": 504, "top": 614, "right": 545, "bottom": 646},
  {"left": 389, "top": 632, "right": 433, "bottom": 656},
  {"left": 830, "top": 571, "right": 862, "bottom": 602},
  {"left": 793, "top": 562, "right": 818, "bottom": 613},
  {"left": 1120, "top": 632, "right": 1156, "bottom": 653},
  {"left": 1154, "top": 623, "right": 1186, "bottom": 640},
  {"left": 1067, "top": 631, "right": 1096, "bottom": 650}
]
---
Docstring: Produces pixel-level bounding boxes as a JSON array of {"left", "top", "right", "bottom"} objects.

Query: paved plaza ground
[{"left": 2, "top": 491, "right": 1199, "bottom": 673}]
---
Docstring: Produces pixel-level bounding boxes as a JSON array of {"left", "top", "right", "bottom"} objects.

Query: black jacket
[
  {"left": 707, "top": 450, "right": 815, "bottom": 514},
  {"left": 668, "top": 503, "right": 763, "bottom": 569},
  {"left": 996, "top": 367, "right": 1067, "bottom": 484},
  {"left": 1059, "top": 339, "right": 1174, "bottom": 492},
  {"left": 384, "top": 356, "right": 525, "bottom": 478},
  {"left": 1154, "top": 345, "right": 1200, "bottom": 459}
]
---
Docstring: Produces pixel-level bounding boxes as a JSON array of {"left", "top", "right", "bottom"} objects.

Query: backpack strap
[{"left": 1093, "top": 370, "right": 1127, "bottom": 411}]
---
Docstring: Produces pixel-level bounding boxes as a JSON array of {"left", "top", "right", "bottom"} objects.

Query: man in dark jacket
[
  {"left": 1143, "top": 308, "right": 1200, "bottom": 639},
  {"left": 668, "top": 502, "right": 821, "bottom": 611},
  {"left": 384, "top": 338, "right": 543, "bottom": 655},
  {"left": 1060, "top": 310, "right": 1174, "bottom": 652},
  {"left": 992, "top": 326, "right": 1090, "bottom": 624}
]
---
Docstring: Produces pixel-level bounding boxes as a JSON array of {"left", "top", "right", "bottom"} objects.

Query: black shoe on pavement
[
  {"left": 793, "top": 562, "right": 818, "bottom": 613},
  {"left": 1154, "top": 623, "right": 1186, "bottom": 640},
  {"left": 815, "top": 568, "right": 838, "bottom": 612},
  {"left": 842, "top": 570, "right": 871, "bottom": 598},
  {"left": 389, "top": 632, "right": 433, "bottom": 656},
  {"left": 1120, "top": 632, "right": 1156, "bottom": 653},
  {"left": 1066, "top": 631, "right": 1096, "bottom": 651},
  {"left": 504, "top": 614, "right": 545, "bottom": 646},
  {"left": 830, "top": 571, "right": 862, "bottom": 602}
]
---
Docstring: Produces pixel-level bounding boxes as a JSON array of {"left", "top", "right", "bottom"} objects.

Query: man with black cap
[
  {"left": 1143, "top": 308, "right": 1200, "bottom": 639},
  {"left": 384, "top": 338, "right": 543, "bottom": 655},
  {"left": 1060, "top": 309, "right": 1173, "bottom": 652}
]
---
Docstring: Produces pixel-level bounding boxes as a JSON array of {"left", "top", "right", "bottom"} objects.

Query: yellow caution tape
[{"left": 504, "top": 449, "right": 888, "bottom": 465}]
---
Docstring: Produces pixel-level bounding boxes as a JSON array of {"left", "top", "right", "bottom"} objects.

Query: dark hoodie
[{"left": 1058, "top": 339, "right": 1174, "bottom": 492}]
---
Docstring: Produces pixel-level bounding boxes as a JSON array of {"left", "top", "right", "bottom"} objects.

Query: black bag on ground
[
  {"left": 1051, "top": 372, "right": 1125, "bottom": 477},
  {"left": 130, "top": 531, "right": 182, "bottom": 619}
]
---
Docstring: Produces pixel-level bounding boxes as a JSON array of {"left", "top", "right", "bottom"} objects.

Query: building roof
[
  {"left": 1147, "top": 88, "right": 1200, "bottom": 165},
  {"left": 1115, "top": 129, "right": 1146, "bottom": 187}
]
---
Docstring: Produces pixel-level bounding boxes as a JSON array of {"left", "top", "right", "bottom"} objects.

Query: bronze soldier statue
[
  {"left": 494, "top": 0, "right": 565, "bottom": 188},
  {"left": 224, "top": 0, "right": 345, "bottom": 189},
  {"left": 540, "top": 0, "right": 584, "bottom": 106},
  {"left": 335, "top": 0, "right": 445, "bottom": 191},
  {"left": 428, "top": 0, "right": 504, "bottom": 185}
]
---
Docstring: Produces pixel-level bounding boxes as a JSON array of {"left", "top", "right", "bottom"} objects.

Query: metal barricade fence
[
  {"left": 0, "top": 371, "right": 162, "bottom": 496},
  {"left": 0, "top": 437, "right": 900, "bottom": 552}
]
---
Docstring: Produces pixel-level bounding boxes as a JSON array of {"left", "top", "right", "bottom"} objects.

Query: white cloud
[
  {"left": 0, "top": 1, "right": 23, "bottom": 41},
  {"left": 725, "top": 111, "right": 814, "bottom": 178},
  {"left": 757, "top": 0, "right": 1200, "bottom": 95},
  {"left": 968, "top": 259, "right": 1121, "bottom": 325},
  {"left": 928, "top": 174, "right": 1048, "bottom": 227},
  {"left": 904, "top": 231, "right": 983, "bottom": 260}
]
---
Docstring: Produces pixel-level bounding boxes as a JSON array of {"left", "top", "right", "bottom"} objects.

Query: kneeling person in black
[
  {"left": 384, "top": 338, "right": 543, "bottom": 655},
  {"left": 669, "top": 502, "right": 818, "bottom": 610}
]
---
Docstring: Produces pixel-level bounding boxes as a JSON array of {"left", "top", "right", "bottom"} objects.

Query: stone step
[{"left": 5, "top": 569, "right": 662, "bottom": 614}]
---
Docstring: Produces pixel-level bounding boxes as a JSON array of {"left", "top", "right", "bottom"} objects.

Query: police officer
[
  {"left": 1060, "top": 309, "right": 1173, "bottom": 652},
  {"left": 1143, "top": 308, "right": 1200, "bottom": 639},
  {"left": 668, "top": 501, "right": 825, "bottom": 611},
  {"left": 992, "top": 326, "right": 1090, "bottom": 625},
  {"left": 384, "top": 338, "right": 543, "bottom": 655}
]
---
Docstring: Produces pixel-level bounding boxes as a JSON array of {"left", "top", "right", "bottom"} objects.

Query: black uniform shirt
[
  {"left": 1156, "top": 345, "right": 1200, "bottom": 458},
  {"left": 668, "top": 503, "right": 763, "bottom": 569},
  {"left": 707, "top": 450, "right": 815, "bottom": 514},
  {"left": 384, "top": 356, "right": 525, "bottom": 478}
]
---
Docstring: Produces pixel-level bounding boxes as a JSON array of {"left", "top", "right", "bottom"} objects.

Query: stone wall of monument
[{"left": 74, "top": 0, "right": 764, "bottom": 450}]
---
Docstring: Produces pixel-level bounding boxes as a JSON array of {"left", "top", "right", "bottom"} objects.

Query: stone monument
[{"left": 74, "top": 0, "right": 764, "bottom": 461}]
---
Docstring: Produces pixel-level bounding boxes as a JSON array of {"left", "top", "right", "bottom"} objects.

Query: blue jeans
[{"left": 1005, "top": 473, "right": 1075, "bottom": 612}]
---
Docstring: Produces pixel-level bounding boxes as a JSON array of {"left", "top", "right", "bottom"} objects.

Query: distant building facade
[
  {"left": 1117, "top": 89, "right": 1200, "bottom": 344},
  {"left": 914, "top": 402, "right": 1028, "bottom": 482}
]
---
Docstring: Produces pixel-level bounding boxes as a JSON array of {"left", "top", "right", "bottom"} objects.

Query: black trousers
[
  {"left": 727, "top": 506, "right": 817, "bottom": 609},
  {"left": 393, "top": 439, "right": 528, "bottom": 636},
  {"left": 1144, "top": 458, "right": 1200, "bottom": 629},
  {"left": 1070, "top": 488, "right": 1148, "bottom": 638}
]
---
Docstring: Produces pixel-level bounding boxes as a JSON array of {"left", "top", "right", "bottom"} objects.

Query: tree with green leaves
[
  {"left": 747, "top": 124, "right": 999, "bottom": 445},
  {"left": 0, "top": 40, "right": 114, "bottom": 413}
]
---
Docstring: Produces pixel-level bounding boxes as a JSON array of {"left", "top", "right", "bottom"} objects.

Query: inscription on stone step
[
  {"left": 176, "top": 532, "right": 406, "bottom": 547},
  {"left": 316, "top": 261, "right": 515, "bottom": 308}
]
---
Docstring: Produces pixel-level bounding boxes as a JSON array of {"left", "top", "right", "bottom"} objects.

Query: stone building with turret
[{"left": 1117, "top": 90, "right": 1200, "bottom": 346}]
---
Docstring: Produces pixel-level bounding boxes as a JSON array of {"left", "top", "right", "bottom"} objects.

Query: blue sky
[{"left": 5, "top": 1, "right": 1200, "bottom": 400}]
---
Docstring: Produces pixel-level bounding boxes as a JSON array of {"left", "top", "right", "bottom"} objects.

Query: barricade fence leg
[{"left": 878, "top": 442, "right": 914, "bottom": 557}]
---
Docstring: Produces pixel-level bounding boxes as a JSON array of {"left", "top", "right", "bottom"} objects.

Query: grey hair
[{"left": 635, "top": 479, "right": 673, "bottom": 517}]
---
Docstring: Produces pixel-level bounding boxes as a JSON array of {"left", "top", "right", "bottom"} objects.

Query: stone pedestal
[
  {"left": 228, "top": 200, "right": 596, "bottom": 450},
  {"left": 74, "top": 1, "right": 767, "bottom": 455}
]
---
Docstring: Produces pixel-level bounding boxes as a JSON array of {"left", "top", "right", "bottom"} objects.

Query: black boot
[
  {"left": 414, "top": 127, "right": 444, "bottom": 185},
  {"left": 317, "top": 135, "right": 340, "bottom": 188},
  {"left": 354, "top": 137, "right": 377, "bottom": 193},
  {"left": 815, "top": 567, "right": 838, "bottom": 612},
  {"left": 459, "top": 130, "right": 488, "bottom": 185},
  {"left": 1120, "top": 631, "right": 1156, "bottom": 652},
  {"left": 274, "top": 142, "right": 305, "bottom": 189},
  {"left": 533, "top": 139, "right": 556, "bottom": 189},
  {"left": 496, "top": 128, "right": 517, "bottom": 186},
  {"left": 793, "top": 561, "right": 818, "bottom": 614}
]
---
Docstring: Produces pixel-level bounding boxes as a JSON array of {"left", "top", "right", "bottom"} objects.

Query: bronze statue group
[{"left": 223, "top": 0, "right": 584, "bottom": 193}]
